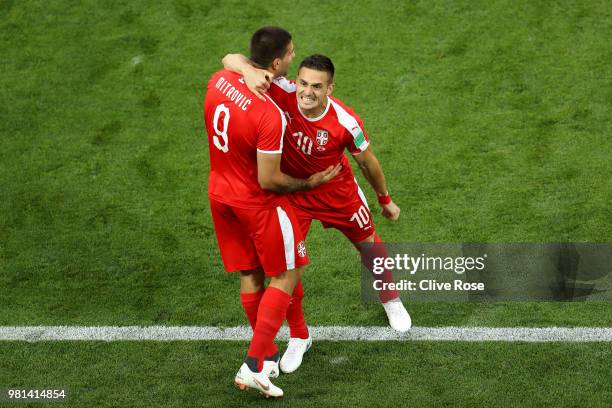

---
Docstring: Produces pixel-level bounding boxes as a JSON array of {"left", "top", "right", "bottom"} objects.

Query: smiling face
[{"left": 296, "top": 66, "right": 334, "bottom": 117}]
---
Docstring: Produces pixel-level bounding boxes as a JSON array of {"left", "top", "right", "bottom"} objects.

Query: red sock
[
  {"left": 240, "top": 290, "right": 263, "bottom": 329},
  {"left": 360, "top": 232, "right": 400, "bottom": 303},
  {"left": 286, "top": 280, "right": 309, "bottom": 339},
  {"left": 246, "top": 287, "right": 291, "bottom": 371},
  {"left": 240, "top": 290, "right": 278, "bottom": 358}
]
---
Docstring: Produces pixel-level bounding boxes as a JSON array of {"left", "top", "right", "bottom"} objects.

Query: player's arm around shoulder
[
  {"left": 221, "top": 53, "right": 271, "bottom": 101},
  {"left": 352, "top": 147, "right": 401, "bottom": 221}
]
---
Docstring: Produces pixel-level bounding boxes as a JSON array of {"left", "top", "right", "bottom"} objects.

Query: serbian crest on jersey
[
  {"left": 315, "top": 130, "right": 328, "bottom": 146},
  {"left": 297, "top": 241, "right": 307, "bottom": 258}
]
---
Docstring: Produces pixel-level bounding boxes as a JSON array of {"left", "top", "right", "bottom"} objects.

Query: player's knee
[
  {"left": 270, "top": 267, "right": 303, "bottom": 294},
  {"left": 239, "top": 268, "right": 265, "bottom": 290},
  {"left": 291, "top": 266, "right": 304, "bottom": 281},
  {"left": 279, "top": 266, "right": 303, "bottom": 283},
  {"left": 354, "top": 233, "right": 376, "bottom": 251}
]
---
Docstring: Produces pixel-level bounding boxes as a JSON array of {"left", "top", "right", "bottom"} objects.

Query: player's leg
[
  {"left": 318, "top": 182, "right": 411, "bottom": 331},
  {"left": 353, "top": 232, "right": 411, "bottom": 332},
  {"left": 209, "top": 199, "right": 284, "bottom": 397},
  {"left": 239, "top": 268, "right": 265, "bottom": 331},
  {"left": 236, "top": 266, "right": 303, "bottom": 398},
  {"left": 286, "top": 278, "right": 308, "bottom": 338},
  {"left": 246, "top": 266, "right": 303, "bottom": 363},
  {"left": 235, "top": 202, "right": 308, "bottom": 397},
  {"left": 280, "top": 202, "right": 313, "bottom": 374},
  {"left": 352, "top": 232, "right": 399, "bottom": 304},
  {"left": 239, "top": 268, "right": 280, "bottom": 377},
  {"left": 210, "top": 200, "right": 282, "bottom": 365},
  {"left": 279, "top": 272, "right": 312, "bottom": 373},
  {"left": 285, "top": 213, "right": 311, "bottom": 339}
]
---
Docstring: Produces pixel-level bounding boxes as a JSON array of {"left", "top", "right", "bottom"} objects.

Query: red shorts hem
[
  {"left": 262, "top": 257, "right": 309, "bottom": 277},
  {"left": 326, "top": 225, "right": 375, "bottom": 243},
  {"left": 223, "top": 264, "right": 260, "bottom": 273}
]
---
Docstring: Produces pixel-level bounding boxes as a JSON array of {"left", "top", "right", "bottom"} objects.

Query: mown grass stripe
[{"left": 0, "top": 326, "right": 610, "bottom": 342}]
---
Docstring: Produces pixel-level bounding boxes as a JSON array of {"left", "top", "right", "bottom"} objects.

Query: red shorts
[
  {"left": 288, "top": 180, "right": 375, "bottom": 243},
  {"left": 210, "top": 198, "right": 309, "bottom": 276}
]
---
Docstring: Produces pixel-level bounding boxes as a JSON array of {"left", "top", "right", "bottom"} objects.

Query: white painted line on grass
[{"left": 0, "top": 326, "right": 610, "bottom": 342}]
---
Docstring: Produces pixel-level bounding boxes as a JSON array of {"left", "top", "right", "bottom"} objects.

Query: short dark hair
[
  {"left": 250, "top": 27, "right": 292, "bottom": 68},
  {"left": 298, "top": 54, "right": 335, "bottom": 81}
]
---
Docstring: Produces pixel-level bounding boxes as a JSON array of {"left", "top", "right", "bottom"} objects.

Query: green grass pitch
[
  {"left": 0, "top": 0, "right": 610, "bottom": 406},
  {"left": 0, "top": 342, "right": 610, "bottom": 407}
]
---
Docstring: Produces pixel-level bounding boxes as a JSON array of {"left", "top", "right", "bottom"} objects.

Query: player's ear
[
  {"left": 326, "top": 82, "right": 334, "bottom": 96},
  {"left": 271, "top": 57, "right": 280, "bottom": 72}
]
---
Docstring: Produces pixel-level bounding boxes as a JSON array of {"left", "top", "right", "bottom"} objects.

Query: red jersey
[
  {"left": 268, "top": 77, "right": 370, "bottom": 192},
  {"left": 204, "top": 69, "right": 287, "bottom": 209}
]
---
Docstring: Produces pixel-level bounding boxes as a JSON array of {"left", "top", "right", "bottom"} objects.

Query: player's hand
[
  {"left": 306, "top": 164, "right": 342, "bottom": 189},
  {"left": 244, "top": 66, "right": 272, "bottom": 101},
  {"left": 381, "top": 201, "right": 400, "bottom": 221}
]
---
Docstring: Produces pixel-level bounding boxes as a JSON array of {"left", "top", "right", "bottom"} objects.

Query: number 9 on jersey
[{"left": 213, "top": 103, "right": 230, "bottom": 153}]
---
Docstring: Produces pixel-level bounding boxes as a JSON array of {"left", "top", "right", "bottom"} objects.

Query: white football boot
[
  {"left": 382, "top": 298, "right": 412, "bottom": 332},
  {"left": 280, "top": 335, "right": 312, "bottom": 374},
  {"left": 234, "top": 363, "right": 283, "bottom": 398},
  {"left": 263, "top": 355, "right": 280, "bottom": 378}
]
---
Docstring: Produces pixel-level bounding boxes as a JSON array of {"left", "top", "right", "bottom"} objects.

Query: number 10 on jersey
[
  {"left": 350, "top": 205, "right": 370, "bottom": 229},
  {"left": 292, "top": 132, "right": 313, "bottom": 156}
]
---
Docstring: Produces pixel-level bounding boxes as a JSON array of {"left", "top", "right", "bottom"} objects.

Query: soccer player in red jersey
[
  {"left": 223, "top": 52, "right": 411, "bottom": 372},
  {"left": 204, "top": 27, "right": 340, "bottom": 397}
]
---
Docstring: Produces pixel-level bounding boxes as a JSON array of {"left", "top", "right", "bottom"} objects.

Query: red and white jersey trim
[
  {"left": 355, "top": 179, "right": 370, "bottom": 210},
  {"left": 276, "top": 206, "right": 295, "bottom": 270},
  {"left": 256, "top": 94, "right": 287, "bottom": 154},
  {"left": 328, "top": 98, "right": 369, "bottom": 153}
]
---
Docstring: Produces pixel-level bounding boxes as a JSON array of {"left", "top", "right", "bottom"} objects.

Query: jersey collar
[{"left": 297, "top": 96, "right": 331, "bottom": 122}]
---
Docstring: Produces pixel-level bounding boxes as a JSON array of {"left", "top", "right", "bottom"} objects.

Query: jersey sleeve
[
  {"left": 268, "top": 77, "right": 297, "bottom": 111},
  {"left": 256, "top": 98, "right": 287, "bottom": 154},
  {"left": 345, "top": 113, "right": 370, "bottom": 155}
]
